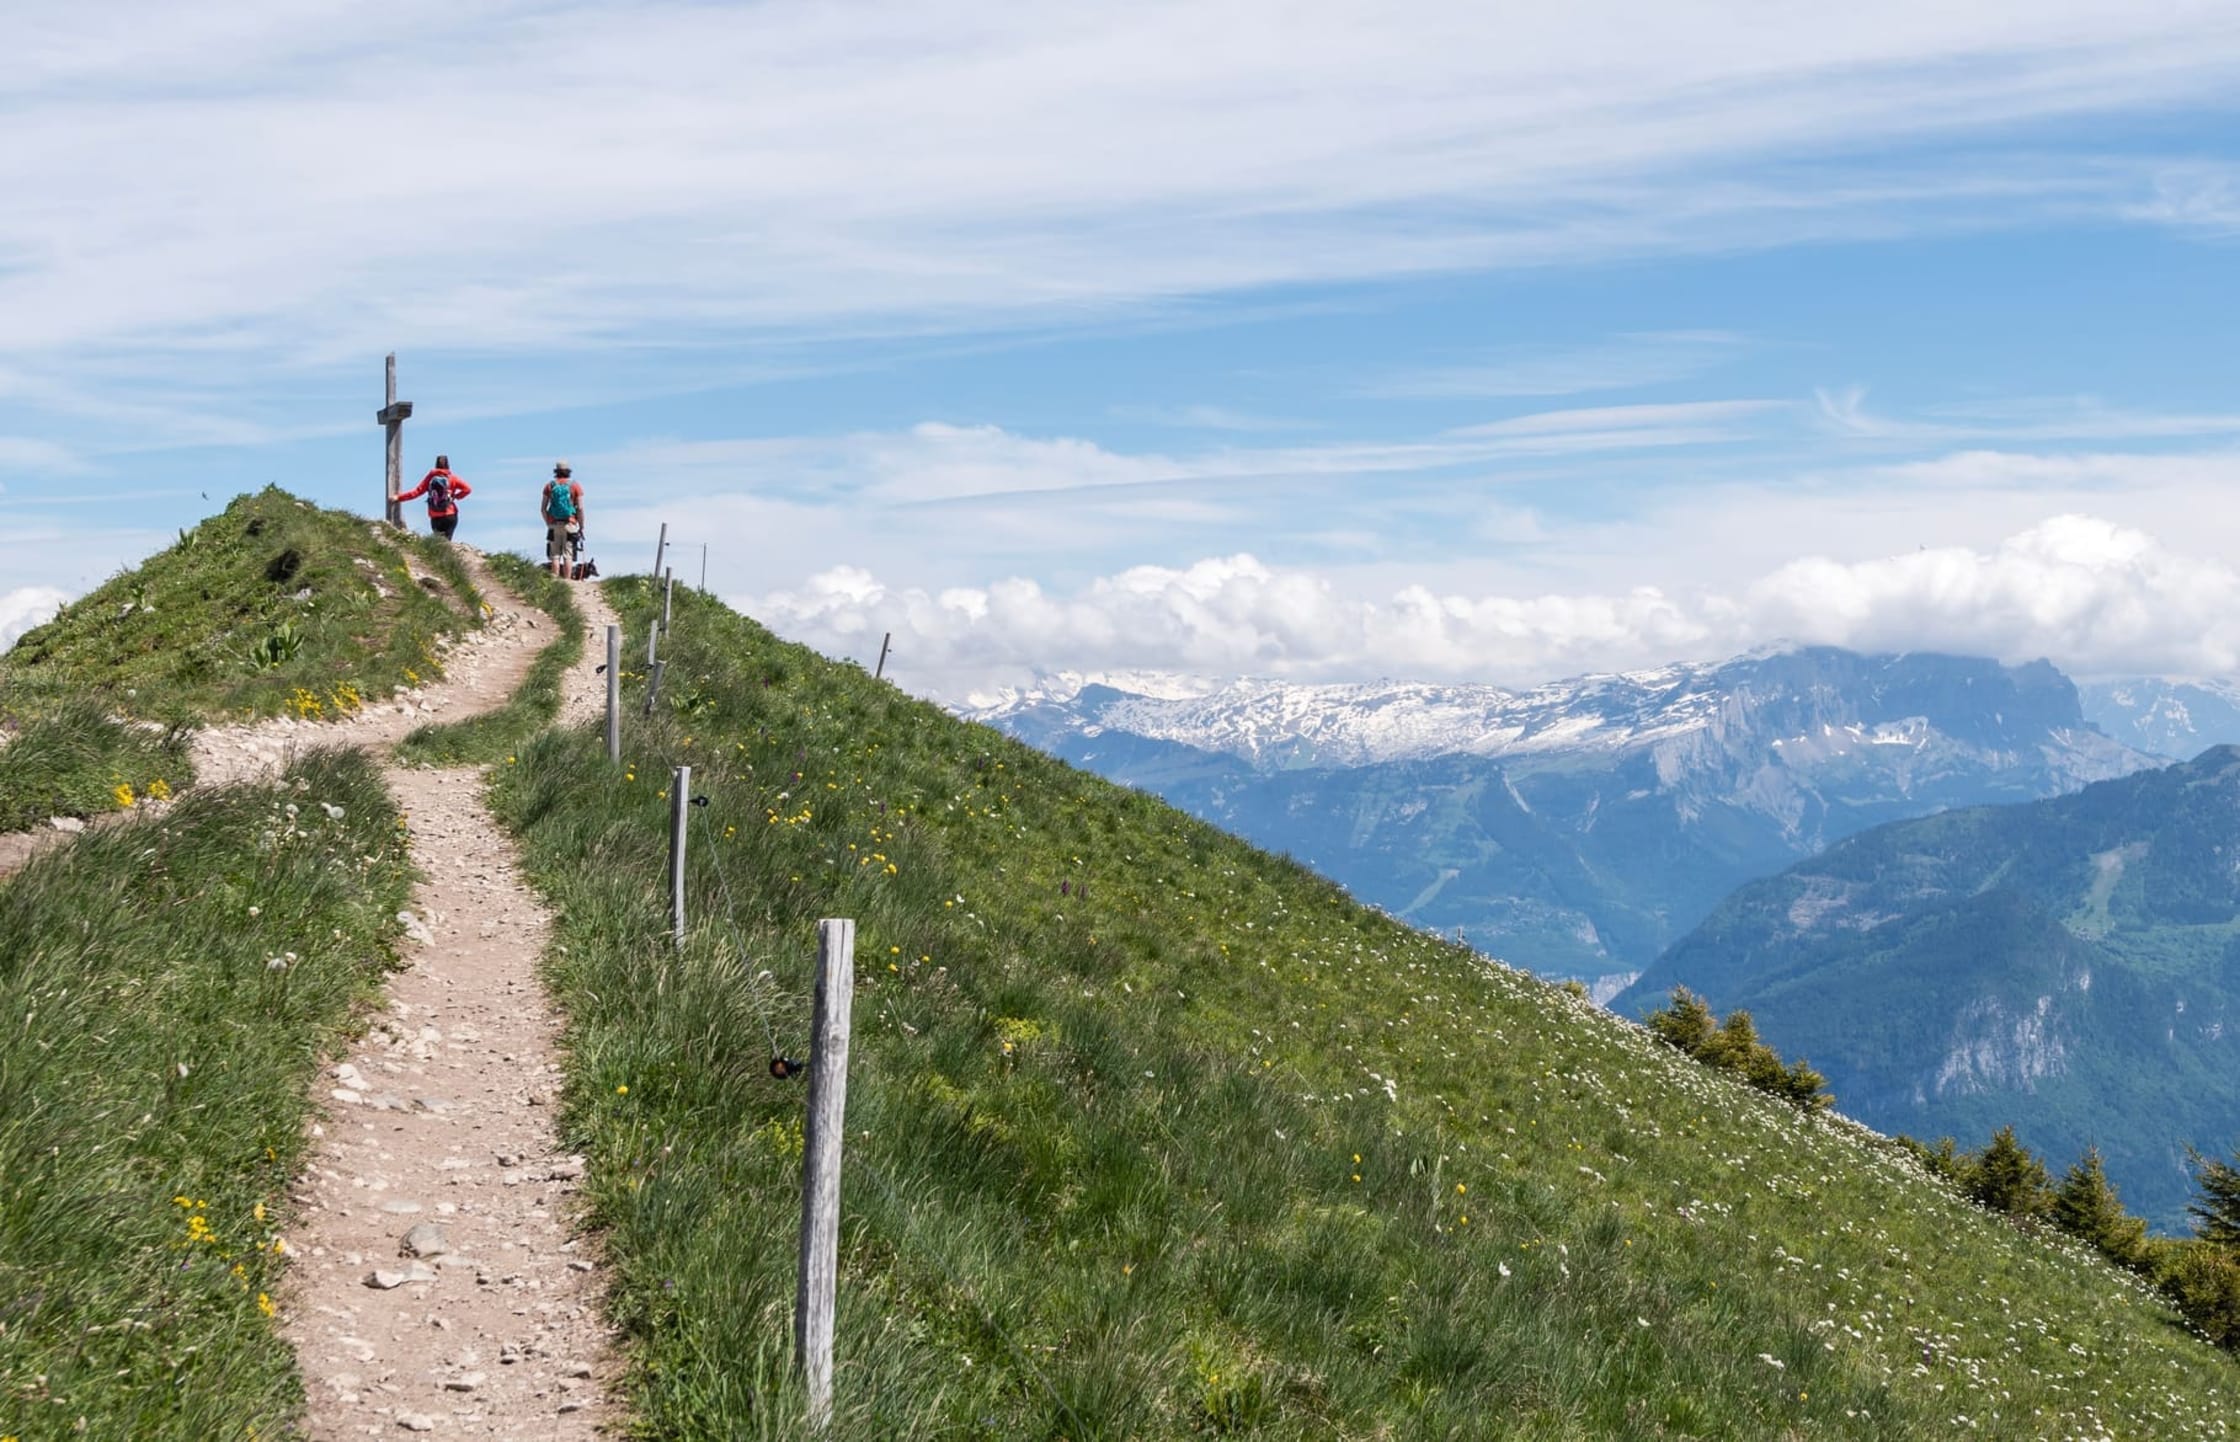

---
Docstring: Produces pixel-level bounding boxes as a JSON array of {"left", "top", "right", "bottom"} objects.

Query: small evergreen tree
[
  {"left": 1967, "top": 1126, "right": 2052, "bottom": 1219},
  {"left": 1644, "top": 989, "right": 1831, "bottom": 1111},
  {"left": 1697, "top": 1009, "right": 1762, "bottom": 1075},
  {"left": 2052, "top": 1147, "right": 2148, "bottom": 1268},
  {"left": 2187, "top": 1145, "right": 2240, "bottom": 1251},
  {"left": 1778, "top": 1056, "right": 1834, "bottom": 1112},
  {"left": 1897, "top": 1134, "right": 1968, "bottom": 1186},
  {"left": 1646, "top": 987, "right": 1714, "bottom": 1055},
  {"left": 2158, "top": 1241, "right": 2240, "bottom": 1350}
]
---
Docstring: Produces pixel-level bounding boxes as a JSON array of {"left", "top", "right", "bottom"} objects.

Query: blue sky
[{"left": 8, "top": 1, "right": 2240, "bottom": 698}]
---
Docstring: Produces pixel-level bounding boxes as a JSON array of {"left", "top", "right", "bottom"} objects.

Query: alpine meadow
[{"left": 22, "top": 6, "right": 2240, "bottom": 1437}]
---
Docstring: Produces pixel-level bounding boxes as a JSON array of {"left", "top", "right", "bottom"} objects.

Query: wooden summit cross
[{"left": 377, "top": 352, "right": 414, "bottom": 527}]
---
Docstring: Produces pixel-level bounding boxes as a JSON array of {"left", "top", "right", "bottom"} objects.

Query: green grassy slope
[
  {"left": 1620, "top": 748, "right": 2240, "bottom": 1231},
  {"left": 0, "top": 700, "right": 193, "bottom": 832},
  {"left": 0, "top": 487, "right": 484, "bottom": 828},
  {"left": 3, "top": 486, "right": 482, "bottom": 726},
  {"left": 0, "top": 750, "right": 413, "bottom": 1438},
  {"left": 491, "top": 577, "right": 2240, "bottom": 1440}
]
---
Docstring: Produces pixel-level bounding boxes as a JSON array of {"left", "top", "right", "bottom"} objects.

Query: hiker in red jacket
[{"left": 398, "top": 454, "right": 472, "bottom": 541}]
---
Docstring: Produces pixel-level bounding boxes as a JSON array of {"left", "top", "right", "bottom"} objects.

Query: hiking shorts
[
  {"left": 545, "top": 520, "right": 578, "bottom": 559},
  {"left": 431, "top": 512, "right": 459, "bottom": 541}
]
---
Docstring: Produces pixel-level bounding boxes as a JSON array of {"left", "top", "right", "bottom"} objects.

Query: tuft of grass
[
  {"left": 2, "top": 487, "right": 480, "bottom": 725},
  {"left": 395, "top": 552, "right": 584, "bottom": 768},
  {"left": 0, "top": 698, "right": 194, "bottom": 830},
  {"left": 483, "top": 576, "right": 2240, "bottom": 1439},
  {"left": 0, "top": 749, "right": 413, "bottom": 1437}
]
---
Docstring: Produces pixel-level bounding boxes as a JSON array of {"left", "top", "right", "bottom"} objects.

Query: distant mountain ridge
[
  {"left": 971, "top": 646, "right": 2156, "bottom": 983},
  {"left": 2082, "top": 678, "right": 2240, "bottom": 759},
  {"left": 1619, "top": 745, "right": 2240, "bottom": 1230}
]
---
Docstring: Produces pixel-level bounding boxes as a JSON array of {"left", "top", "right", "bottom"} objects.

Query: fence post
[
  {"left": 668, "top": 766, "right": 690, "bottom": 948},
  {"left": 662, "top": 568, "right": 675, "bottom": 632},
  {"left": 646, "top": 616, "right": 660, "bottom": 668},
  {"left": 652, "top": 521, "right": 668, "bottom": 584},
  {"left": 700, "top": 543, "right": 708, "bottom": 591},
  {"left": 874, "top": 632, "right": 891, "bottom": 681},
  {"left": 796, "top": 917, "right": 855, "bottom": 1432},
  {"left": 643, "top": 659, "right": 666, "bottom": 716},
  {"left": 605, "top": 624, "right": 621, "bottom": 764}
]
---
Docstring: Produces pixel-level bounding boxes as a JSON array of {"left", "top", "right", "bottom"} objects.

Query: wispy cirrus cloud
[
  {"left": 575, "top": 402, "right": 1779, "bottom": 518},
  {"left": 1368, "top": 332, "right": 1750, "bottom": 399},
  {"left": 8, "top": 1, "right": 2240, "bottom": 373},
  {"left": 1814, "top": 387, "right": 2240, "bottom": 444}
]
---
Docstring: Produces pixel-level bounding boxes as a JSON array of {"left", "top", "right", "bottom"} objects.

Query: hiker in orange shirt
[{"left": 397, "top": 454, "right": 472, "bottom": 541}]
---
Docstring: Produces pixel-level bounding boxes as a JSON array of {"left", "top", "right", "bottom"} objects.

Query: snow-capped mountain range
[
  {"left": 2079, "top": 677, "right": 2240, "bottom": 760},
  {"left": 972, "top": 646, "right": 2147, "bottom": 781},
  {"left": 970, "top": 646, "right": 2162, "bottom": 987},
  {"left": 972, "top": 667, "right": 1719, "bottom": 770}
]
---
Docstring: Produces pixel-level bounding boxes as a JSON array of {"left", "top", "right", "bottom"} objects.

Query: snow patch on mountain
[{"left": 969, "top": 662, "right": 1744, "bottom": 769}]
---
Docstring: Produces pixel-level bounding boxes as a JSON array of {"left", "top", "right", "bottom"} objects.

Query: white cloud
[
  {"left": 1814, "top": 387, "right": 2240, "bottom": 444},
  {"left": 745, "top": 515, "right": 2240, "bottom": 699},
  {"left": 0, "top": 438, "right": 88, "bottom": 476},
  {"left": 0, "top": 587, "right": 68, "bottom": 651},
  {"left": 587, "top": 405, "right": 1776, "bottom": 524},
  {"left": 1108, "top": 404, "right": 1309, "bottom": 432},
  {"left": 2124, "top": 163, "right": 2240, "bottom": 236},
  {"left": 1746, "top": 515, "right": 2240, "bottom": 677}
]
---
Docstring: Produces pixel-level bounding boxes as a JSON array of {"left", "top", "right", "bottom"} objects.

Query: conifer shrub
[
  {"left": 2053, "top": 1148, "right": 2150, "bottom": 1271},
  {"left": 2189, "top": 1145, "right": 2240, "bottom": 1251},
  {"left": 1966, "top": 1126, "right": 2054, "bottom": 1220},
  {"left": 1642, "top": 986, "right": 1833, "bottom": 1112},
  {"left": 2158, "top": 1243, "right": 2240, "bottom": 1350}
]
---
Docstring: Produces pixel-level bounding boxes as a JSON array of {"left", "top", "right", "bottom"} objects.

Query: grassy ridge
[
  {"left": 0, "top": 750, "right": 413, "bottom": 1438},
  {"left": 489, "top": 576, "right": 2240, "bottom": 1439},
  {"left": 0, "top": 485, "right": 485, "bottom": 827},
  {"left": 395, "top": 552, "right": 585, "bottom": 768},
  {"left": 3, "top": 488, "right": 481, "bottom": 726}
]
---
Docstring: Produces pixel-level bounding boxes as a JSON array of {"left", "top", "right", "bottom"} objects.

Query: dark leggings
[{"left": 431, "top": 512, "right": 459, "bottom": 541}]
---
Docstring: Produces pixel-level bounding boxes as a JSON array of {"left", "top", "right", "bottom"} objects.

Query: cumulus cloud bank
[
  {"left": 0, "top": 587, "right": 67, "bottom": 651},
  {"left": 745, "top": 516, "right": 2240, "bottom": 700}
]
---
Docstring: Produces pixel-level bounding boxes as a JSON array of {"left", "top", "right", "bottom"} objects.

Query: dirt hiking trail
[
  {"left": 0, "top": 543, "right": 628, "bottom": 1437},
  {"left": 271, "top": 557, "right": 626, "bottom": 1438},
  {"left": 0, "top": 547, "right": 630, "bottom": 1433}
]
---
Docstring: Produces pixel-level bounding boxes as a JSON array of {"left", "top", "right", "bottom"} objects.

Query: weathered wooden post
[
  {"left": 874, "top": 632, "right": 892, "bottom": 681},
  {"left": 700, "top": 543, "right": 708, "bottom": 592},
  {"left": 646, "top": 615, "right": 660, "bottom": 668},
  {"left": 652, "top": 522, "right": 668, "bottom": 584},
  {"left": 643, "top": 659, "right": 666, "bottom": 716},
  {"left": 668, "top": 766, "right": 690, "bottom": 948},
  {"left": 605, "top": 625, "right": 621, "bottom": 764},
  {"left": 662, "top": 568, "right": 675, "bottom": 632},
  {"left": 796, "top": 917, "right": 855, "bottom": 1432},
  {"left": 376, "top": 354, "right": 414, "bottom": 528}
]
